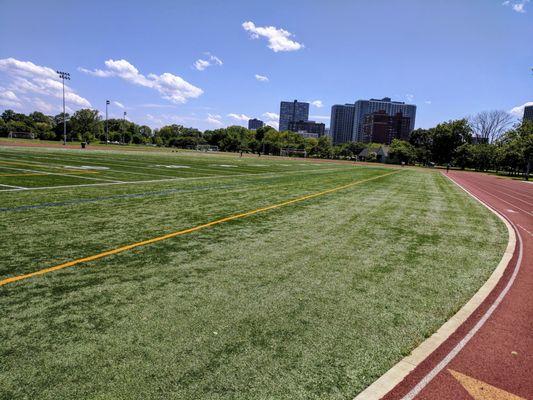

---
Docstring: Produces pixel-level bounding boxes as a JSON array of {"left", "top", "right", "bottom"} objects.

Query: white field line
[
  {"left": 0, "top": 183, "right": 27, "bottom": 189},
  {"left": 0, "top": 155, "right": 187, "bottom": 179},
  {"left": 400, "top": 175, "right": 524, "bottom": 400},
  {"left": 353, "top": 173, "right": 518, "bottom": 400},
  {"left": 0, "top": 166, "right": 124, "bottom": 183},
  {"left": 0, "top": 167, "right": 349, "bottom": 192},
  {"left": 0, "top": 152, "right": 298, "bottom": 177}
]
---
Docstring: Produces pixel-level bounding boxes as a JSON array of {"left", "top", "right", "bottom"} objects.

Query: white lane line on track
[
  {"left": 468, "top": 184, "right": 533, "bottom": 216},
  {"left": 478, "top": 183, "right": 533, "bottom": 207},
  {"left": 400, "top": 175, "right": 524, "bottom": 400},
  {"left": 0, "top": 166, "right": 124, "bottom": 183},
  {"left": 492, "top": 185, "right": 533, "bottom": 201},
  {"left": 517, "top": 224, "right": 533, "bottom": 238}
]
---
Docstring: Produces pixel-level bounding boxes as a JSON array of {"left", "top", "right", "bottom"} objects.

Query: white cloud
[
  {"left": 206, "top": 113, "right": 223, "bottom": 126},
  {"left": 143, "top": 113, "right": 200, "bottom": 128},
  {"left": 255, "top": 74, "right": 269, "bottom": 82},
  {"left": 405, "top": 94, "right": 414, "bottom": 102},
  {"left": 310, "top": 115, "right": 330, "bottom": 120},
  {"left": 0, "top": 57, "right": 91, "bottom": 109},
  {"left": 139, "top": 103, "right": 178, "bottom": 109},
  {"left": 425, "top": 100, "right": 432, "bottom": 105},
  {"left": 33, "top": 97, "right": 57, "bottom": 113},
  {"left": 509, "top": 101, "right": 533, "bottom": 117},
  {"left": 502, "top": 0, "right": 529, "bottom": 12},
  {"left": 193, "top": 53, "right": 223, "bottom": 71},
  {"left": 0, "top": 89, "right": 21, "bottom": 107},
  {"left": 79, "top": 59, "right": 203, "bottom": 104},
  {"left": 310, "top": 100, "right": 323, "bottom": 108},
  {"left": 113, "top": 101, "right": 125, "bottom": 108},
  {"left": 242, "top": 21, "right": 304, "bottom": 52},
  {"left": 193, "top": 59, "right": 210, "bottom": 71},
  {"left": 263, "top": 111, "right": 279, "bottom": 120},
  {"left": 265, "top": 120, "right": 279, "bottom": 129},
  {"left": 227, "top": 113, "right": 250, "bottom": 121}
]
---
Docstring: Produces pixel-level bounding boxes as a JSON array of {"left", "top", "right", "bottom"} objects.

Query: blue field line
[{"left": 0, "top": 184, "right": 237, "bottom": 212}]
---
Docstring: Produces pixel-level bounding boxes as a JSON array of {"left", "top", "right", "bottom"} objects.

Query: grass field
[{"left": 0, "top": 145, "right": 507, "bottom": 400}]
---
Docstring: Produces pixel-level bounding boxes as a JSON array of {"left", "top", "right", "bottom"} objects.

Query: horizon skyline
[{"left": 0, "top": 0, "right": 532, "bottom": 131}]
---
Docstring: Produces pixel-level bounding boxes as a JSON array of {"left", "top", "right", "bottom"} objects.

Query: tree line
[{"left": 1, "top": 108, "right": 531, "bottom": 177}]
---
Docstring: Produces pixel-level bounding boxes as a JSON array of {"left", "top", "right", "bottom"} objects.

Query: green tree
[
  {"left": 431, "top": 119, "right": 472, "bottom": 164},
  {"left": 453, "top": 143, "right": 473, "bottom": 170},
  {"left": 389, "top": 139, "right": 416, "bottom": 164},
  {"left": 69, "top": 109, "right": 102, "bottom": 142}
]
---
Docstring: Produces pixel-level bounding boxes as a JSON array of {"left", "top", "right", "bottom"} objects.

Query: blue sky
[{"left": 0, "top": 0, "right": 531, "bottom": 131}]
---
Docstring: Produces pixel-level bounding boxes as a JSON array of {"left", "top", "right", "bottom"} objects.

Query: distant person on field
[{"left": 446, "top": 163, "right": 450, "bottom": 173}]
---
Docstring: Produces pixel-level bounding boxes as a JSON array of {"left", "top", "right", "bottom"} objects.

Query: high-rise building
[
  {"left": 361, "top": 111, "right": 411, "bottom": 144},
  {"left": 330, "top": 104, "right": 355, "bottom": 144},
  {"left": 248, "top": 118, "right": 264, "bottom": 130},
  {"left": 330, "top": 97, "right": 417, "bottom": 144},
  {"left": 279, "top": 100, "right": 309, "bottom": 132},
  {"left": 353, "top": 98, "right": 416, "bottom": 142},
  {"left": 288, "top": 120, "right": 325, "bottom": 137},
  {"left": 524, "top": 105, "right": 533, "bottom": 122}
]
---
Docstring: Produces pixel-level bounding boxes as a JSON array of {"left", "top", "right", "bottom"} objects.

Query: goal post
[
  {"left": 8, "top": 131, "right": 35, "bottom": 139},
  {"left": 280, "top": 148, "right": 307, "bottom": 158}
]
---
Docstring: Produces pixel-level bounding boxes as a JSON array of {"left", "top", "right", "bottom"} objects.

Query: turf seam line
[{"left": 0, "top": 170, "right": 400, "bottom": 287}]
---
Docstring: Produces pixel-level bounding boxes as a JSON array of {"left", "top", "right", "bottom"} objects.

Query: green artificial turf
[{"left": 0, "top": 146, "right": 507, "bottom": 399}]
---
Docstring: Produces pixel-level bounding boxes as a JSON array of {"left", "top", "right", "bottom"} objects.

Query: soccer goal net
[
  {"left": 280, "top": 148, "right": 307, "bottom": 157},
  {"left": 196, "top": 145, "right": 219, "bottom": 152},
  {"left": 8, "top": 131, "right": 35, "bottom": 139}
]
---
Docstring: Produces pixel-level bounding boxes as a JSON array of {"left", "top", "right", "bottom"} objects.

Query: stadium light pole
[
  {"left": 56, "top": 70, "right": 70, "bottom": 145},
  {"left": 105, "top": 100, "right": 110, "bottom": 144},
  {"left": 122, "top": 111, "right": 127, "bottom": 144}
]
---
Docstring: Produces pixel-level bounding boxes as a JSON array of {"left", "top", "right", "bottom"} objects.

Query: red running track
[{"left": 382, "top": 171, "right": 533, "bottom": 400}]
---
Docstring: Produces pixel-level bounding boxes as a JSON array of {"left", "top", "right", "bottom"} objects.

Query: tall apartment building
[
  {"left": 279, "top": 100, "right": 309, "bottom": 132},
  {"left": 330, "top": 104, "right": 355, "bottom": 144},
  {"left": 361, "top": 111, "right": 411, "bottom": 144},
  {"left": 248, "top": 118, "right": 264, "bottom": 130},
  {"left": 353, "top": 98, "right": 416, "bottom": 142},
  {"left": 524, "top": 105, "right": 533, "bottom": 122},
  {"left": 329, "top": 97, "right": 416, "bottom": 144}
]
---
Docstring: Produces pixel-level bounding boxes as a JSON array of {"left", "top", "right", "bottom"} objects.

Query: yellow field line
[{"left": 0, "top": 170, "right": 401, "bottom": 287}]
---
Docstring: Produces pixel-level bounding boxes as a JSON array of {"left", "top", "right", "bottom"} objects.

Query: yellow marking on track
[
  {"left": 0, "top": 170, "right": 400, "bottom": 287},
  {"left": 449, "top": 369, "right": 526, "bottom": 400}
]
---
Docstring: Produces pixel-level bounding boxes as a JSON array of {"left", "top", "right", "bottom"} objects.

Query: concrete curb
[{"left": 353, "top": 173, "right": 516, "bottom": 400}]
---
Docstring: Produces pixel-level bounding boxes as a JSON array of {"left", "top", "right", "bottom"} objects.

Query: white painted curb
[{"left": 353, "top": 173, "right": 516, "bottom": 400}]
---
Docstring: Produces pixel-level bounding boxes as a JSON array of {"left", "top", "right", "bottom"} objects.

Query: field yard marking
[
  {"left": 0, "top": 155, "right": 185, "bottom": 179},
  {"left": 0, "top": 183, "right": 26, "bottom": 189},
  {"left": 0, "top": 172, "right": 49, "bottom": 176},
  {"left": 354, "top": 173, "right": 518, "bottom": 400},
  {"left": 0, "top": 166, "right": 123, "bottom": 183},
  {"left": 0, "top": 167, "right": 351, "bottom": 192},
  {"left": 0, "top": 170, "right": 400, "bottom": 287}
]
